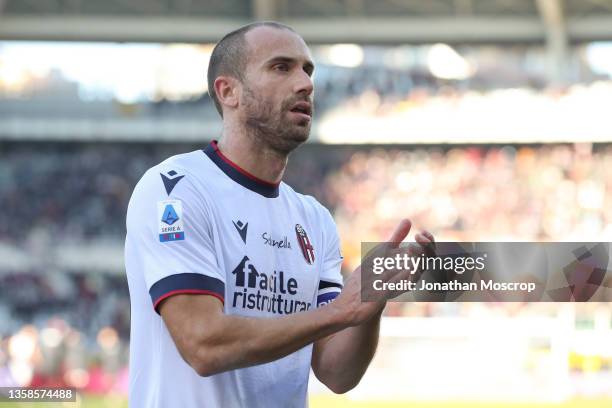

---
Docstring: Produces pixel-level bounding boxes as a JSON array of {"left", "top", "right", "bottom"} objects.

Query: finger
[
  {"left": 415, "top": 234, "right": 431, "bottom": 245},
  {"left": 386, "top": 219, "right": 412, "bottom": 249},
  {"left": 416, "top": 232, "right": 436, "bottom": 257},
  {"left": 420, "top": 230, "right": 435, "bottom": 243},
  {"left": 385, "top": 268, "right": 415, "bottom": 297}
]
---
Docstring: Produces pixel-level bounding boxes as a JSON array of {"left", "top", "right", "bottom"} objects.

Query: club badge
[{"left": 295, "top": 224, "right": 315, "bottom": 265}]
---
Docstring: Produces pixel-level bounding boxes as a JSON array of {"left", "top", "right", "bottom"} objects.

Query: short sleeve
[
  {"left": 316, "top": 208, "right": 344, "bottom": 307},
  {"left": 125, "top": 167, "right": 224, "bottom": 314}
]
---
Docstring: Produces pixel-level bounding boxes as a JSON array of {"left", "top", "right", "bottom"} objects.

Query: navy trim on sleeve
[
  {"left": 318, "top": 280, "right": 343, "bottom": 290},
  {"left": 149, "top": 273, "right": 225, "bottom": 314},
  {"left": 317, "top": 291, "right": 340, "bottom": 307}
]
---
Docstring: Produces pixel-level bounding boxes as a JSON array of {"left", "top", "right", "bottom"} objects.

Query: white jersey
[{"left": 125, "top": 141, "right": 343, "bottom": 408}]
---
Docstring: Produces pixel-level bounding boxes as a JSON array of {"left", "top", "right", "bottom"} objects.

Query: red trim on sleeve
[{"left": 153, "top": 289, "right": 225, "bottom": 311}]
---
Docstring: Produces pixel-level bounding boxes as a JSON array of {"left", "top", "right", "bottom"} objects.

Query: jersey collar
[{"left": 203, "top": 140, "right": 280, "bottom": 198}]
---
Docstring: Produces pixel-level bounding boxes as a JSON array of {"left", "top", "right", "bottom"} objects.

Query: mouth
[{"left": 289, "top": 101, "right": 312, "bottom": 118}]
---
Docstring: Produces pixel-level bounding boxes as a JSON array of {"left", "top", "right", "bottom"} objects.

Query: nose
[{"left": 294, "top": 70, "right": 313, "bottom": 97}]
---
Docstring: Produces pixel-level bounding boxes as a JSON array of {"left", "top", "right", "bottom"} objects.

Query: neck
[{"left": 217, "top": 123, "right": 288, "bottom": 185}]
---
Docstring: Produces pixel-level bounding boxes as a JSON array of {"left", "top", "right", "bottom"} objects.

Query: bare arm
[
  {"left": 311, "top": 306, "right": 383, "bottom": 393},
  {"left": 159, "top": 220, "right": 426, "bottom": 382},
  {"left": 159, "top": 293, "right": 350, "bottom": 377},
  {"left": 311, "top": 229, "right": 435, "bottom": 393}
]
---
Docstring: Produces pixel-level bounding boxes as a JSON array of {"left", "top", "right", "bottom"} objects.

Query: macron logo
[
  {"left": 160, "top": 170, "right": 184, "bottom": 195},
  {"left": 233, "top": 220, "right": 248, "bottom": 244}
]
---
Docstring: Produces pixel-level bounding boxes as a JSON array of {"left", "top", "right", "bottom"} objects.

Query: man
[{"left": 125, "top": 21, "right": 434, "bottom": 407}]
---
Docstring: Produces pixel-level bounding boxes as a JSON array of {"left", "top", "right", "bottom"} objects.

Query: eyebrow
[{"left": 266, "top": 56, "right": 315, "bottom": 74}]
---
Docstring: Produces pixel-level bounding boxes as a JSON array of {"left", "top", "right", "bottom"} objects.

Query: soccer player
[{"left": 125, "top": 21, "right": 434, "bottom": 407}]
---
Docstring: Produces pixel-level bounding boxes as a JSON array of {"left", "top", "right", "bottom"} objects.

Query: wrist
[
  {"left": 370, "top": 304, "right": 385, "bottom": 322},
  {"left": 325, "top": 300, "right": 353, "bottom": 330},
  {"left": 357, "top": 301, "right": 386, "bottom": 327}
]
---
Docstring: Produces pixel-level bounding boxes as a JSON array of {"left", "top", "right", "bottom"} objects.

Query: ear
[{"left": 214, "top": 76, "right": 240, "bottom": 113}]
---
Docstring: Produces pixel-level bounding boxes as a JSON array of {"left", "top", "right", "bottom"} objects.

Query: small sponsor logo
[
  {"left": 158, "top": 200, "right": 184, "bottom": 242},
  {"left": 233, "top": 220, "right": 248, "bottom": 244},
  {"left": 295, "top": 224, "right": 315, "bottom": 265},
  {"left": 160, "top": 170, "right": 184, "bottom": 195},
  {"left": 262, "top": 232, "right": 291, "bottom": 250}
]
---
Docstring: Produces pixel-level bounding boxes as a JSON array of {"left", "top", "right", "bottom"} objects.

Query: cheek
[
  {"left": 242, "top": 89, "right": 280, "bottom": 118},
  {"left": 244, "top": 86, "right": 273, "bottom": 106},
  {"left": 262, "top": 93, "right": 285, "bottom": 114}
]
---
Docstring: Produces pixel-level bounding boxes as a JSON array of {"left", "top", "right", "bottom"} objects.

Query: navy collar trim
[{"left": 203, "top": 140, "right": 280, "bottom": 198}]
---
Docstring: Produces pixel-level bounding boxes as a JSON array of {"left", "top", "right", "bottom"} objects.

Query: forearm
[
  {"left": 312, "top": 308, "right": 384, "bottom": 393},
  {"left": 189, "top": 303, "right": 350, "bottom": 376}
]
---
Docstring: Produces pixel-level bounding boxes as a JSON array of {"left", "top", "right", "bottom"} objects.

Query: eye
[
  {"left": 303, "top": 63, "right": 314, "bottom": 77},
  {"left": 273, "top": 63, "right": 289, "bottom": 72}
]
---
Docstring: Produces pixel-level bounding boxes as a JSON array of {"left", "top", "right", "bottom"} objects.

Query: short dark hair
[{"left": 207, "top": 21, "right": 296, "bottom": 117}]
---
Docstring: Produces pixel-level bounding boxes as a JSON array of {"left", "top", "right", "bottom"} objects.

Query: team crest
[{"left": 295, "top": 224, "right": 315, "bottom": 265}]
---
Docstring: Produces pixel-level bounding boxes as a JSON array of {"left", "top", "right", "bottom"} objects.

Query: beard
[{"left": 242, "top": 85, "right": 312, "bottom": 155}]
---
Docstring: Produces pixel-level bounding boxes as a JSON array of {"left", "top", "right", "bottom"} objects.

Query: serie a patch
[{"left": 158, "top": 200, "right": 185, "bottom": 242}]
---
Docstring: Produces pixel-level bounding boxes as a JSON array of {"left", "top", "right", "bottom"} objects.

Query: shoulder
[
  {"left": 131, "top": 150, "right": 213, "bottom": 199},
  {"left": 127, "top": 151, "right": 215, "bottom": 220},
  {"left": 280, "top": 182, "right": 335, "bottom": 228}
]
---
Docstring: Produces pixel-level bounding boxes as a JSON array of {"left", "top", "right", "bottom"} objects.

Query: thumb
[{"left": 386, "top": 219, "right": 412, "bottom": 249}]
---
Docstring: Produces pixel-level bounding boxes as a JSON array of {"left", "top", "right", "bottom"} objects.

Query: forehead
[{"left": 244, "top": 26, "right": 312, "bottom": 66}]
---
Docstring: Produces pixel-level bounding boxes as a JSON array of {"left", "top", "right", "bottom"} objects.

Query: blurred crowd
[
  {"left": 1, "top": 141, "right": 612, "bottom": 391},
  {"left": 326, "top": 144, "right": 612, "bottom": 269},
  {"left": 0, "top": 143, "right": 192, "bottom": 245},
  {"left": 4, "top": 141, "right": 610, "bottom": 248},
  {"left": 0, "top": 272, "right": 128, "bottom": 393}
]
